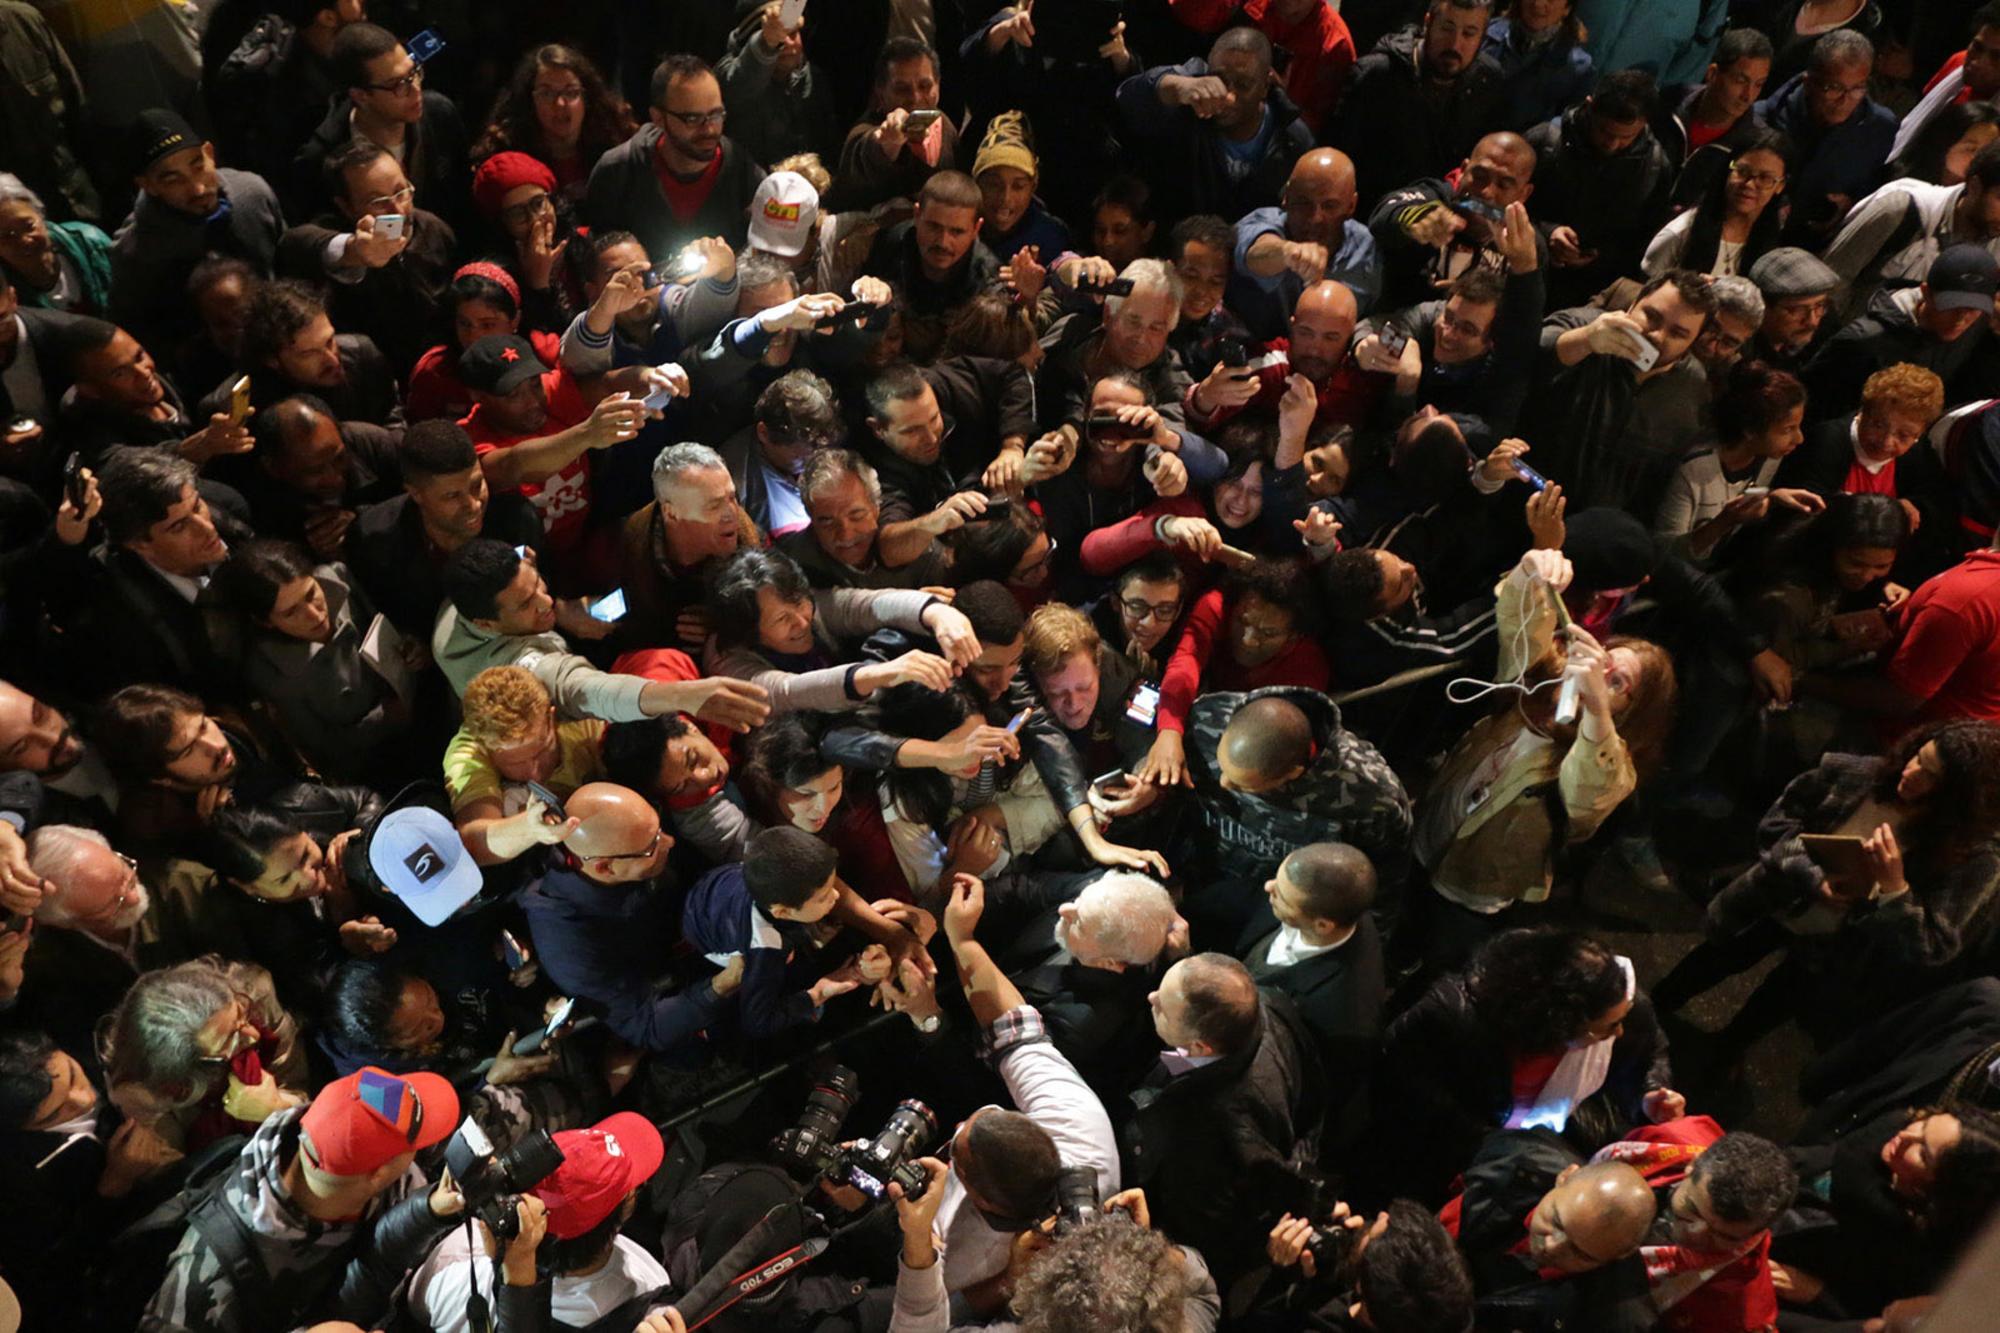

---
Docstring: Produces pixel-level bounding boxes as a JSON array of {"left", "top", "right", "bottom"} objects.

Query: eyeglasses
[
  {"left": 1727, "top": 162, "right": 1785, "bottom": 191},
  {"left": 1015, "top": 535, "right": 1058, "bottom": 583},
  {"left": 600, "top": 828, "right": 667, "bottom": 862},
  {"left": 1238, "top": 618, "right": 1294, "bottom": 644},
  {"left": 662, "top": 108, "right": 727, "bottom": 128},
  {"left": 532, "top": 84, "right": 586, "bottom": 105},
  {"left": 500, "top": 191, "right": 554, "bottom": 228},
  {"left": 366, "top": 185, "right": 416, "bottom": 214},
  {"left": 193, "top": 994, "right": 261, "bottom": 1065},
  {"left": 1121, "top": 597, "right": 1183, "bottom": 624},
  {"left": 1807, "top": 74, "right": 1869, "bottom": 98},
  {"left": 363, "top": 63, "right": 425, "bottom": 95}
]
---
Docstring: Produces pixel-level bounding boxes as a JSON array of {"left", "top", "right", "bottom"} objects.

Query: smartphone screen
[
  {"left": 1126, "top": 682, "right": 1162, "bottom": 726},
  {"left": 407, "top": 28, "right": 445, "bottom": 63},
  {"left": 227, "top": 375, "right": 252, "bottom": 425},
  {"left": 590, "top": 589, "right": 629, "bottom": 622},
  {"left": 1005, "top": 708, "right": 1032, "bottom": 735}
]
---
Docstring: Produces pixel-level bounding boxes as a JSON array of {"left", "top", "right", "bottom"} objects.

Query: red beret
[{"left": 472, "top": 151, "right": 558, "bottom": 220}]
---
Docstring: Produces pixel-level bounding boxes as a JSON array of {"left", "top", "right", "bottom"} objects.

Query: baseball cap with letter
[
  {"left": 748, "top": 172, "right": 819, "bottom": 259},
  {"left": 531, "top": 1112, "right": 667, "bottom": 1238},
  {"left": 1927, "top": 244, "right": 2000, "bottom": 314},
  {"left": 368, "top": 806, "right": 484, "bottom": 925},
  {"left": 300, "top": 1066, "right": 459, "bottom": 1176}
]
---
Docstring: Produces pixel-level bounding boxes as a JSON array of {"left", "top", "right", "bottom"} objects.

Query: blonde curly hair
[{"left": 462, "top": 665, "right": 552, "bottom": 746}]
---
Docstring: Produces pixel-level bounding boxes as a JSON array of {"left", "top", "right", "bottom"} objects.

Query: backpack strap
[{"left": 564, "top": 1283, "right": 675, "bottom": 1333}]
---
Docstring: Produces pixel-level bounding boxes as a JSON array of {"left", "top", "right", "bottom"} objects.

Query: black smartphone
[
  {"left": 1377, "top": 324, "right": 1410, "bottom": 359},
  {"left": 1086, "top": 412, "right": 1152, "bottom": 441},
  {"left": 1217, "top": 336, "right": 1251, "bottom": 369},
  {"left": 981, "top": 494, "right": 1014, "bottom": 519},
  {"left": 1077, "top": 275, "right": 1136, "bottom": 297},
  {"left": 522, "top": 778, "right": 566, "bottom": 819},
  {"left": 826, "top": 300, "right": 880, "bottom": 328},
  {"left": 62, "top": 452, "right": 86, "bottom": 509}
]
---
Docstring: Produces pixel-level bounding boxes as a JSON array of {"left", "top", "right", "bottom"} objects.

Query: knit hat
[
  {"left": 472, "top": 151, "right": 558, "bottom": 220},
  {"left": 1564, "top": 509, "right": 1660, "bottom": 592},
  {"left": 972, "top": 110, "right": 1038, "bottom": 181},
  {"left": 454, "top": 261, "right": 522, "bottom": 309},
  {"left": 128, "top": 110, "right": 203, "bottom": 177}
]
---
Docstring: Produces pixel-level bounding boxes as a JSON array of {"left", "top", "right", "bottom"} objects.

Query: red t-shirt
[
  {"left": 408, "top": 329, "right": 561, "bottom": 424},
  {"left": 1685, "top": 117, "right": 1732, "bottom": 149},
  {"left": 1842, "top": 457, "right": 1899, "bottom": 496},
  {"left": 1156, "top": 586, "right": 1333, "bottom": 733},
  {"left": 1886, "top": 550, "right": 2000, "bottom": 725},
  {"left": 461, "top": 366, "right": 592, "bottom": 552},
  {"left": 653, "top": 143, "right": 723, "bottom": 222}
]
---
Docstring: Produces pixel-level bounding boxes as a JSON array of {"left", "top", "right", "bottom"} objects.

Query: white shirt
[
  {"left": 936, "top": 1008, "right": 1121, "bottom": 1294},
  {"left": 148, "top": 563, "right": 208, "bottom": 603},
  {"left": 1263, "top": 923, "right": 1350, "bottom": 970},
  {"left": 2, "top": 315, "right": 47, "bottom": 421},
  {"left": 1849, "top": 416, "right": 1893, "bottom": 475},
  {"left": 410, "top": 1225, "right": 671, "bottom": 1333}
]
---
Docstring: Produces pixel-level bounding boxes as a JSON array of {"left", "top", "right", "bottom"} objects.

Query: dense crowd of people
[{"left": 7, "top": 0, "right": 2000, "bottom": 1329}]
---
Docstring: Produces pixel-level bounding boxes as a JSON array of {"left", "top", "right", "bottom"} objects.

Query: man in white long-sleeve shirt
[{"left": 907, "top": 871, "right": 1121, "bottom": 1316}]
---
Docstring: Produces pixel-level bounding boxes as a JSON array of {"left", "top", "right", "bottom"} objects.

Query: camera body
[
  {"left": 769, "top": 1068, "right": 940, "bottom": 1203},
  {"left": 1053, "top": 1165, "right": 1099, "bottom": 1235},
  {"left": 1304, "top": 1217, "right": 1362, "bottom": 1282},
  {"left": 443, "top": 1120, "right": 565, "bottom": 1241}
]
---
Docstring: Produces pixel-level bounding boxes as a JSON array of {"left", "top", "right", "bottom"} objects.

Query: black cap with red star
[{"left": 459, "top": 334, "right": 544, "bottom": 395}]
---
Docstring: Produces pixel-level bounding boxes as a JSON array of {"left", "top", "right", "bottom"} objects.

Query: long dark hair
[
  {"left": 873, "top": 682, "right": 979, "bottom": 830},
  {"left": 1680, "top": 129, "right": 1793, "bottom": 275},
  {"left": 737, "top": 713, "right": 841, "bottom": 826},
  {"left": 1890, "top": 101, "right": 2000, "bottom": 185},
  {"left": 1874, "top": 719, "right": 2000, "bottom": 866},
  {"left": 1770, "top": 491, "right": 1909, "bottom": 590},
  {"left": 473, "top": 45, "right": 635, "bottom": 167},
  {"left": 1467, "top": 928, "right": 1628, "bottom": 1053}
]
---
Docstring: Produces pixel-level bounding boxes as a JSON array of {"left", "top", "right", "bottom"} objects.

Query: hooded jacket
[
  {"left": 715, "top": 9, "right": 838, "bottom": 166},
  {"left": 1654, "top": 83, "right": 1769, "bottom": 209},
  {"left": 1337, "top": 29, "right": 1507, "bottom": 210},
  {"left": 584, "top": 124, "right": 768, "bottom": 259},
  {"left": 1182, "top": 684, "right": 1412, "bottom": 891},
  {"left": 1803, "top": 284, "right": 1985, "bottom": 422},
  {"left": 1116, "top": 57, "right": 1314, "bottom": 220},
  {"left": 144, "top": 1107, "right": 447, "bottom": 1333},
  {"left": 109, "top": 167, "right": 284, "bottom": 346},
  {"left": 1525, "top": 104, "right": 1675, "bottom": 307}
]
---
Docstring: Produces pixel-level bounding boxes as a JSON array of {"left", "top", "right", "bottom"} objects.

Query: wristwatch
[{"left": 913, "top": 1012, "right": 942, "bottom": 1034}]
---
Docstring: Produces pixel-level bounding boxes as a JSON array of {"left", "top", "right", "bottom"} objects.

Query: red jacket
[{"left": 1157, "top": 586, "right": 1331, "bottom": 733}]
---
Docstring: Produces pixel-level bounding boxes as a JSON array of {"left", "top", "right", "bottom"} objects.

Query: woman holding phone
[{"left": 1652, "top": 718, "right": 2000, "bottom": 1048}]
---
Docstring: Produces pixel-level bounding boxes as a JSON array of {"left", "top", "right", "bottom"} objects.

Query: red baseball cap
[
  {"left": 532, "top": 1112, "right": 666, "bottom": 1239},
  {"left": 299, "top": 1067, "right": 459, "bottom": 1177}
]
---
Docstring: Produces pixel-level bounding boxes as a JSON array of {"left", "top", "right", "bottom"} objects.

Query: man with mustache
[
  {"left": 0, "top": 679, "right": 118, "bottom": 827},
  {"left": 1338, "top": 0, "right": 1506, "bottom": 210},
  {"left": 586, "top": 54, "right": 767, "bottom": 258}
]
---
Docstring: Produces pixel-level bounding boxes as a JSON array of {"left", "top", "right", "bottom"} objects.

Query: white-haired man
[
  {"left": 975, "top": 869, "right": 1189, "bottom": 1095},
  {"left": 7, "top": 827, "right": 160, "bottom": 1050},
  {"left": 620, "top": 441, "right": 763, "bottom": 648}
]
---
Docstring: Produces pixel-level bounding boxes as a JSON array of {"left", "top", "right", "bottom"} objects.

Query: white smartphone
[
  {"left": 779, "top": 0, "right": 806, "bottom": 27},
  {"left": 1627, "top": 329, "right": 1659, "bottom": 373},
  {"left": 1742, "top": 486, "right": 1771, "bottom": 499},
  {"left": 373, "top": 213, "right": 406, "bottom": 241},
  {"left": 1245, "top": 348, "right": 1290, "bottom": 373}
]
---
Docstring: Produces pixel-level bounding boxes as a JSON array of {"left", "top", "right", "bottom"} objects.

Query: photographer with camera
[
  {"left": 1247, "top": 1199, "right": 1473, "bottom": 1332},
  {"left": 146, "top": 1066, "right": 469, "bottom": 1333},
  {"left": 887, "top": 1164, "right": 1221, "bottom": 1333},
  {"left": 407, "top": 1112, "right": 671, "bottom": 1333},
  {"left": 915, "top": 871, "right": 1123, "bottom": 1316}
]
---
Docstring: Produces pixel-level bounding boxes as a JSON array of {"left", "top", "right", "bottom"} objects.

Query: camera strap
[{"left": 676, "top": 1202, "right": 837, "bottom": 1331}]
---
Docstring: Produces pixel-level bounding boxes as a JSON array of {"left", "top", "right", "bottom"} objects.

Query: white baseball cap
[
  {"left": 748, "top": 172, "right": 820, "bottom": 259},
  {"left": 367, "top": 806, "right": 483, "bottom": 926}
]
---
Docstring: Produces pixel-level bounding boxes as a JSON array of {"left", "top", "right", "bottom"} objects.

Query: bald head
[
  {"left": 1219, "top": 697, "right": 1314, "bottom": 793},
  {"left": 564, "top": 782, "right": 670, "bottom": 880},
  {"left": 1530, "top": 1161, "right": 1657, "bottom": 1274},
  {"left": 1460, "top": 132, "right": 1537, "bottom": 215},
  {"left": 1283, "top": 149, "right": 1358, "bottom": 247},
  {"left": 1296, "top": 279, "right": 1358, "bottom": 326}
]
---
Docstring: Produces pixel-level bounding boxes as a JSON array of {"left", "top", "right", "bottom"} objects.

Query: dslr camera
[
  {"left": 1053, "top": 1165, "right": 1100, "bottom": 1235},
  {"left": 443, "top": 1120, "right": 565, "bottom": 1240},
  {"left": 768, "top": 1065, "right": 941, "bottom": 1202}
]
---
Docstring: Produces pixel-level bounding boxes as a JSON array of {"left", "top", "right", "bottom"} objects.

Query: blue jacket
[
  {"left": 1228, "top": 207, "right": 1383, "bottom": 338},
  {"left": 1482, "top": 18, "right": 1594, "bottom": 133},
  {"left": 1575, "top": 0, "right": 1728, "bottom": 86},
  {"left": 1758, "top": 74, "right": 1897, "bottom": 236},
  {"left": 681, "top": 863, "right": 822, "bottom": 1040},
  {"left": 520, "top": 863, "right": 724, "bottom": 1058}
]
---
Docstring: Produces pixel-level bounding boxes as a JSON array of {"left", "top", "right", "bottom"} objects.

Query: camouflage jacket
[
  {"left": 145, "top": 1107, "right": 435, "bottom": 1333},
  {"left": 1184, "top": 685, "right": 1413, "bottom": 891}
]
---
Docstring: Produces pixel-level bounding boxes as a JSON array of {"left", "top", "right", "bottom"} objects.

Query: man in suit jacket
[
  {"left": 40, "top": 446, "right": 239, "bottom": 702},
  {"left": 1234, "top": 841, "right": 1384, "bottom": 1153},
  {"left": 1122, "top": 952, "right": 1326, "bottom": 1288},
  {"left": 0, "top": 271, "right": 96, "bottom": 459}
]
